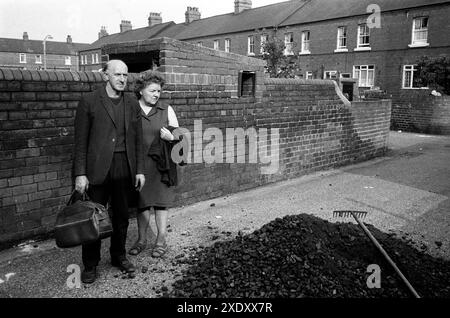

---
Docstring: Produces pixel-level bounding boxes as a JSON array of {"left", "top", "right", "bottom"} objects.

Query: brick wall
[
  {"left": 0, "top": 64, "right": 390, "bottom": 247},
  {"left": 391, "top": 90, "right": 450, "bottom": 135}
]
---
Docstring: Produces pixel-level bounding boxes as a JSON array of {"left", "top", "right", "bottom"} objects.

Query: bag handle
[{"left": 67, "top": 190, "right": 91, "bottom": 206}]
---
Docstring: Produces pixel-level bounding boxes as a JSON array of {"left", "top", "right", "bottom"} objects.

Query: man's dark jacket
[{"left": 73, "top": 86, "right": 144, "bottom": 185}]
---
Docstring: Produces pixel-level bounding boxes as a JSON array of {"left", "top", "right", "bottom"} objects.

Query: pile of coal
[{"left": 168, "top": 214, "right": 450, "bottom": 298}]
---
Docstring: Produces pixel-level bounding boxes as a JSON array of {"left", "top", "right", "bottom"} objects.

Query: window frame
[
  {"left": 409, "top": 17, "right": 429, "bottom": 47},
  {"left": 356, "top": 24, "right": 371, "bottom": 51},
  {"left": 353, "top": 65, "right": 375, "bottom": 88},
  {"left": 335, "top": 26, "right": 348, "bottom": 52},
  {"left": 248, "top": 35, "right": 255, "bottom": 55},
  {"left": 19, "top": 53, "right": 27, "bottom": 63},
  {"left": 305, "top": 71, "right": 313, "bottom": 79},
  {"left": 260, "top": 34, "right": 268, "bottom": 54},
  {"left": 35, "top": 54, "right": 42, "bottom": 64},
  {"left": 402, "top": 64, "right": 428, "bottom": 89},
  {"left": 324, "top": 70, "right": 338, "bottom": 79},
  {"left": 301, "top": 31, "right": 311, "bottom": 54},
  {"left": 65, "top": 56, "right": 72, "bottom": 66},
  {"left": 284, "top": 32, "right": 294, "bottom": 56},
  {"left": 197, "top": 41, "right": 203, "bottom": 47},
  {"left": 214, "top": 40, "right": 220, "bottom": 50},
  {"left": 225, "top": 38, "right": 231, "bottom": 52}
]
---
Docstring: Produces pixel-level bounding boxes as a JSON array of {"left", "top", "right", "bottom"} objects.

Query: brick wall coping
[
  {"left": 264, "top": 78, "right": 336, "bottom": 85},
  {"left": 0, "top": 68, "right": 140, "bottom": 82},
  {"left": 264, "top": 78, "right": 351, "bottom": 108}
]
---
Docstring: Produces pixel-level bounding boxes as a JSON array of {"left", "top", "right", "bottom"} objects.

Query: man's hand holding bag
[{"left": 54, "top": 191, "right": 113, "bottom": 248}]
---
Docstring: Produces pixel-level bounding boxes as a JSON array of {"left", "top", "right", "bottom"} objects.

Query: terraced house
[
  {"left": 79, "top": 0, "right": 450, "bottom": 133},
  {"left": 80, "top": 0, "right": 449, "bottom": 95},
  {"left": 0, "top": 32, "right": 89, "bottom": 71}
]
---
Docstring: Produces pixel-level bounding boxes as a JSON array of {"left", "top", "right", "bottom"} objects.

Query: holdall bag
[
  {"left": 97, "top": 203, "right": 113, "bottom": 240},
  {"left": 54, "top": 191, "right": 112, "bottom": 248}
]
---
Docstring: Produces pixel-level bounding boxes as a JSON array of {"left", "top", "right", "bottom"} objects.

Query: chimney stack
[
  {"left": 148, "top": 12, "right": 162, "bottom": 27},
  {"left": 23, "top": 32, "right": 29, "bottom": 40},
  {"left": 185, "top": 7, "right": 201, "bottom": 24},
  {"left": 234, "top": 0, "right": 252, "bottom": 14},
  {"left": 66, "top": 35, "right": 72, "bottom": 44},
  {"left": 98, "top": 26, "right": 109, "bottom": 39},
  {"left": 120, "top": 20, "right": 132, "bottom": 33}
]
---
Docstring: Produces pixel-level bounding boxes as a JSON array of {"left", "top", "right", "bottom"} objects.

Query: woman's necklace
[{"left": 139, "top": 100, "right": 152, "bottom": 116}]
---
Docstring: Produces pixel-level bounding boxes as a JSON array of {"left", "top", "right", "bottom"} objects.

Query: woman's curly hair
[{"left": 134, "top": 71, "right": 165, "bottom": 99}]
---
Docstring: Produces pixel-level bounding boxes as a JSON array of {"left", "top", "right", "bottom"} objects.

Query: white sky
[{"left": 0, "top": 0, "right": 283, "bottom": 44}]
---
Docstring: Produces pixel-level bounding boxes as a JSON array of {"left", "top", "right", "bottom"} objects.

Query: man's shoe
[
  {"left": 111, "top": 257, "right": 136, "bottom": 273},
  {"left": 81, "top": 266, "right": 97, "bottom": 284}
]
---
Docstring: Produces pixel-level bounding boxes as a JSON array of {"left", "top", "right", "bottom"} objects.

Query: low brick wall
[
  {"left": 0, "top": 68, "right": 391, "bottom": 245},
  {"left": 391, "top": 90, "right": 450, "bottom": 135}
]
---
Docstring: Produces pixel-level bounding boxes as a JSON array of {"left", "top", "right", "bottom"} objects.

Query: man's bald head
[
  {"left": 103, "top": 60, "right": 128, "bottom": 95},
  {"left": 103, "top": 60, "right": 128, "bottom": 74}
]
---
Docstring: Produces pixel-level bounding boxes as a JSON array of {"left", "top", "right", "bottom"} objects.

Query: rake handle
[{"left": 351, "top": 213, "right": 421, "bottom": 298}]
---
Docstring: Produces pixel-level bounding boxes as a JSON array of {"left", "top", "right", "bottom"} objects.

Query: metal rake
[{"left": 333, "top": 210, "right": 420, "bottom": 298}]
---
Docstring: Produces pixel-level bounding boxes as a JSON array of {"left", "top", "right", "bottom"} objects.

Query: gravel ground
[{"left": 1, "top": 132, "right": 449, "bottom": 298}]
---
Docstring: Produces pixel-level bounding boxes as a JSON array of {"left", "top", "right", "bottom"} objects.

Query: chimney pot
[
  {"left": 66, "top": 35, "right": 72, "bottom": 44},
  {"left": 185, "top": 6, "right": 201, "bottom": 24},
  {"left": 234, "top": 0, "right": 252, "bottom": 14},
  {"left": 98, "top": 26, "right": 109, "bottom": 39},
  {"left": 120, "top": 20, "right": 133, "bottom": 33},
  {"left": 23, "top": 32, "right": 29, "bottom": 40},
  {"left": 148, "top": 12, "right": 162, "bottom": 27}
]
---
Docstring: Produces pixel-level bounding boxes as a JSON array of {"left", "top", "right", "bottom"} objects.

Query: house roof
[
  {"left": 75, "top": 0, "right": 450, "bottom": 52},
  {"left": 172, "top": 0, "right": 309, "bottom": 40},
  {"left": 279, "top": 0, "right": 450, "bottom": 26},
  {"left": 83, "top": 22, "right": 176, "bottom": 51},
  {"left": 0, "top": 38, "right": 90, "bottom": 55}
]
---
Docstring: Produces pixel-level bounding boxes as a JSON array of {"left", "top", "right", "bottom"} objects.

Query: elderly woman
[{"left": 129, "top": 71, "right": 179, "bottom": 258}]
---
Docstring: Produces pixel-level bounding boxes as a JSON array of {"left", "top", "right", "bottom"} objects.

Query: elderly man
[{"left": 73, "top": 60, "right": 145, "bottom": 284}]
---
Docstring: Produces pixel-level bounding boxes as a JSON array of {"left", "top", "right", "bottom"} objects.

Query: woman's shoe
[
  {"left": 128, "top": 241, "right": 147, "bottom": 256},
  {"left": 151, "top": 243, "right": 168, "bottom": 258}
]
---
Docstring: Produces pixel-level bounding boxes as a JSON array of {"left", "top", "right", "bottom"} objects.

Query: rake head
[{"left": 333, "top": 210, "right": 368, "bottom": 219}]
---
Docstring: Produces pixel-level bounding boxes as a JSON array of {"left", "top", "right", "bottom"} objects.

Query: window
[
  {"left": 305, "top": 71, "right": 313, "bottom": 79},
  {"left": 19, "top": 53, "right": 26, "bottom": 63},
  {"left": 336, "top": 26, "right": 348, "bottom": 51},
  {"left": 410, "top": 17, "right": 429, "bottom": 47},
  {"left": 225, "top": 39, "right": 231, "bottom": 52},
  {"left": 260, "top": 34, "right": 268, "bottom": 54},
  {"left": 353, "top": 65, "right": 375, "bottom": 87},
  {"left": 92, "top": 54, "right": 95, "bottom": 64},
  {"left": 402, "top": 65, "right": 427, "bottom": 89},
  {"left": 340, "top": 73, "right": 351, "bottom": 78},
  {"left": 65, "top": 56, "right": 71, "bottom": 65},
  {"left": 35, "top": 55, "right": 42, "bottom": 64},
  {"left": 324, "top": 71, "right": 338, "bottom": 79},
  {"left": 95, "top": 54, "right": 99, "bottom": 64},
  {"left": 284, "top": 32, "right": 294, "bottom": 55},
  {"left": 357, "top": 24, "right": 370, "bottom": 49},
  {"left": 214, "top": 40, "right": 220, "bottom": 50},
  {"left": 248, "top": 35, "right": 255, "bottom": 55},
  {"left": 301, "top": 31, "right": 310, "bottom": 54},
  {"left": 197, "top": 41, "right": 203, "bottom": 47},
  {"left": 83, "top": 55, "right": 88, "bottom": 65}
]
